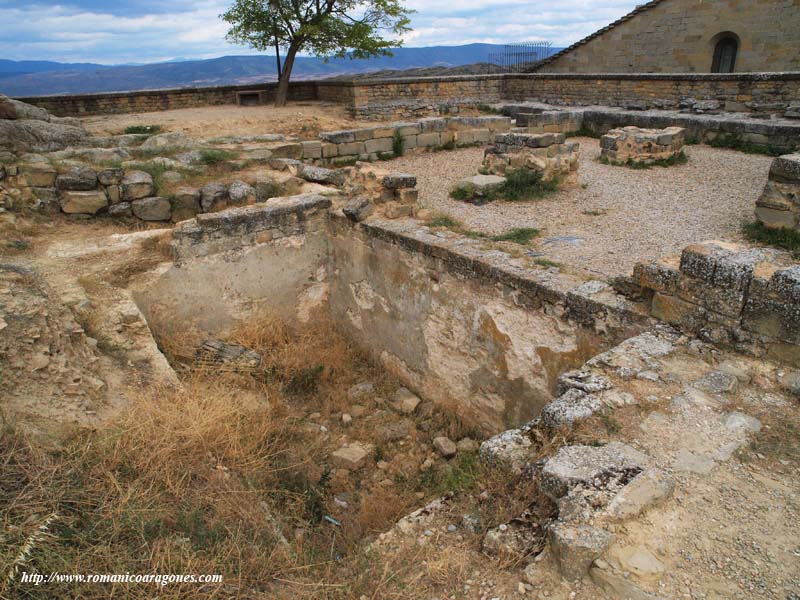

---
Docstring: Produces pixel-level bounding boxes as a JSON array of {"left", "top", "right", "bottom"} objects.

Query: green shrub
[
  {"left": 534, "top": 257, "right": 562, "bottom": 268},
  {"left": 123, "top": 124, "right": 162, "bottom": 135},
  {"left": 490, "top": 227, "right": 540, "bottom": 244},
  {"left": 427, "top": 213, "right": 460, "bottom": 228},
  {"left": 199, "top": 148, "right": 237, "bottom": 165},
  {"left": 502, "top": 169, "right": 559, "bottom": 201},
  {"left": 392, "top": 130, "right": 405, "bottom": 157}
]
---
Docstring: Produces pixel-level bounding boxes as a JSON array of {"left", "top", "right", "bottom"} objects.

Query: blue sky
[{"left": 0, "top": 0, "right": 642, "bottom": 64}]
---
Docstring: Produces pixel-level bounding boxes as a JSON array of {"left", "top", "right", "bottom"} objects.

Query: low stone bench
[
  {"left": 756, "top": 153, "right": 800, "bottom": 231},
  {"left": 600, "top": 126, "right": 685, "bottom": 165},
  {"left": 483, "top": 132, "right": 580, "bottom": 184}
]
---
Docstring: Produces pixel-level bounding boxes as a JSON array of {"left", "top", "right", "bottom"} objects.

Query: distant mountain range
[{"left": 0, "top": 44, "right": 560, "bottom": 97}]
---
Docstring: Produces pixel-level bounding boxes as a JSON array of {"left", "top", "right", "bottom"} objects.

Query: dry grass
[{"left": 0, "top": 312, "right": 493, "bottom": 599}]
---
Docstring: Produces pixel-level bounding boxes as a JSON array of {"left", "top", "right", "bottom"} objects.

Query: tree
[{"left": 221, "top": 0, "right": 413, "bottom": 107}]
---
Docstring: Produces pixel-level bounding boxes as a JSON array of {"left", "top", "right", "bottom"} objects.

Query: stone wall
[
  {"left": 329, "top": 215, "right": 651, "bottom": 432},
  {"left": 13, "top": 73, "right": 800, "bottom": 122},
  {"left": 502, "top": 73, "right": 800, "bottom": 114},
  {"left": 341, "top": 75, "right": 506, "bottom": 119},
  {"left": 509, "top": 107, "right": 800, "bottom": 153},
  {"left": 632, "top": 241, "right": 799, "bottom": 366},
  {"left": 305, "top": 115, "right": 513, "bottom": 164},
  {"left": 537, "top": 0, "right": 800, "bottom": 73},
  {"left": 135, "top": 195, "right": 332, "bottom": 335},
  {"left": 16, "top": 81, "right": 319, "bottom": 117},
  {"left": 756, "top": 154, "right": 800, "bottom": 231}
]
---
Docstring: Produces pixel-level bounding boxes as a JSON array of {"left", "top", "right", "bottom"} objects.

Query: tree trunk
[{"left": 275, "top": 42, "right": 299, "bottom": 107}]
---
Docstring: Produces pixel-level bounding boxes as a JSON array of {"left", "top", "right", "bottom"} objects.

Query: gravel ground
[{"left": 389, "top": 139, "right": 774, "bottom": 277}]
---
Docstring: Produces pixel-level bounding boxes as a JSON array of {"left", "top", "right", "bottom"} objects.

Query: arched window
[{"left": 711, "top": 34, "right": 738, "bottom": 73}]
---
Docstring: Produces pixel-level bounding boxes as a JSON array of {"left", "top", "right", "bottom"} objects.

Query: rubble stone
[{"left": 549, "top": 523, "right": 613, "bottom": 581}]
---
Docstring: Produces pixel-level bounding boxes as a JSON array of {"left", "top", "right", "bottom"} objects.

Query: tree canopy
[{"left": 221, "top": 0, "right": 413, "bottom": 105}]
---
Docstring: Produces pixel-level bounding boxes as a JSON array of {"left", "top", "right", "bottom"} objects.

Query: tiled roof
[{"left": 535, "top": 0, "right": 671, "bottom": 69}]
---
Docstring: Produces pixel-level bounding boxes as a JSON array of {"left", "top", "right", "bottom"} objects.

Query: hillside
[{"left": 1, "top": 44, "right": 559, "bottom": 97}]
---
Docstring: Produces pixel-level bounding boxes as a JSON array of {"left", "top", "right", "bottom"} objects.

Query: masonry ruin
[{"left": 1, "top": 48, "right": 799, "bottom": 599}]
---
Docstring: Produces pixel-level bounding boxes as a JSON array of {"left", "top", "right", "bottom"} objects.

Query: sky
[{"left": 0, "top": 0, "right": 643, "bottom": 65}]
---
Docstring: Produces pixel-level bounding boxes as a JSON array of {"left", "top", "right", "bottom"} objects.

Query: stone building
[{"left": 537, "top": 0, "right": 800, "bottom": 73}]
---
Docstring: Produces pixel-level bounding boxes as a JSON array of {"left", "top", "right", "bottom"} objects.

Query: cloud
[{"left": 0, "top": 0, "right": 643, "bottom": 63}]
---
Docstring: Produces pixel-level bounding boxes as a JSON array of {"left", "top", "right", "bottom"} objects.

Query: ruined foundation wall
[
  {"left": 134, "top": 195, "right": 332, "bottom": 335},
  {"left": 328, "top": 215, "right": 651, "bottom": 432}
]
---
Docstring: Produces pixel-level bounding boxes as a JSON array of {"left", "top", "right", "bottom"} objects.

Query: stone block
[
  {"left": 343, "top": 197, "right": 373, "bottom": 222},
  {"left": 59, "top": 190, "right": 108, "bottom": 214},
  {"left": 364, "top": 137, "right": 393, "bottom": 154},
  {"left": 19, "top": 163, "right": 56, "bottom": 188},
  {"left": 301, "top": 140, "right": 322, "bottom": 159},
  {"left": 122, "top": 170, "right": 155, "bottom": 201},
  {"left": 549, "top": 523, "right": 613, "bottom": 582},
  {"left": 417, "top": 132, "right": 441, "bottom": 147},
  {"left": 270, "top": 143, "right": 303, "bottom": 159},
  {"left": 331, "top": 443, "right": 369, "bottom": 470},
  {"left": 105, "top": 185, "right": 121, "bottom": 204},
  {"left": 453, "top": 174, "right": 506, "bottom": 203},
  {"left": 171, "top": 187, "right": 200, "bottom": 222},
  {"left": 392, "top": 122, "right": 421, "bottom": 136},
  {"left": 540, "top": 442, "right": 650, "bottom": 500},
  {"left": 632, "top": 258, "right": 680, "bottom": 293},
  {"left": 320, "top": 130, "right": 355, "bottom": 144},
  {"left": 354, "top": 128, "right": 376, "bottom": 141},
  {"left": 651, "top": 292, "right": 703, "bottom": 329},
  {"left": 384, "top": 202, "right": 414, "bottom": 219},
  {"left": 108, "top": 202, "right": 132, "bottom": 217},
  {"left": 396, "top": 188, "right": 418, "bottom": 204},
  {"left": 132, "top": 197, "right": 171, "bottom": 221},
  {"left": 98, "top": 168, "right": 124, "bottom": 186},
  {"left": 768, "top": 153, "right": 800, "bottom": 183},
  {"left": 382, "top": 173, "right": 416, "bottom": 189},
  {"left": 56, "top": 165, "right": 97, "bottom": 191},
  {"left": 337, "top": 141, "right": 366, "bottom": 156},
  {"left": 200, "top": 182, "right": 227, "bottom": 212},
  {"left": 321, "top": 143, "right": 339, "bottom": 158},
  {"left": 679, "top": 241, "right": 736, "bottom": 282}
]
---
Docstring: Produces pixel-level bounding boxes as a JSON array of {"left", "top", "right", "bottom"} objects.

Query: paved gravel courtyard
[{"left": 389, "top": 139, "right": 773, "bottom": 277}]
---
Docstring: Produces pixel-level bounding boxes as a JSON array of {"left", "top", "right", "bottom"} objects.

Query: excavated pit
[{"left": 132, "top": 194, "right": 651, "bottom": 433}]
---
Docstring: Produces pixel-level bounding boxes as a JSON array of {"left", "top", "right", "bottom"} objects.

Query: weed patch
[
  {"left": 123, "top": 124, "right": 162, "bottom": 135},
  {"left": 709, "top": 133, "right": 791, "bottom": 156},
  {"left": 392, "top": 131, "right": 405, "bottom": 157},
  {"left": 742, "top": 220, "right": 800, "bottom": 258},
  {"left": 199, "top": 148, "right": 237, "bottom": 165},
  {"left": 490, "top": 227, "right": 540, "bottom": 244}
]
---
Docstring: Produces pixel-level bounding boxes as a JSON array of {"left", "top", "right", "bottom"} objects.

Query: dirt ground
[{"left": 82, "top": 101, "right": 373, "bottom": 141}]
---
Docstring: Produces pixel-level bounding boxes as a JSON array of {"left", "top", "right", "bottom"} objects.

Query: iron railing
[{"left": 487, "top": 42, "right": 554, "bottom": 74}]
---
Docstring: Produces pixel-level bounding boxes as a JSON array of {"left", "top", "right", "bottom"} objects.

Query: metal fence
[{"left": 487, "top": 42, "right": 554, "bottom": 74}]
